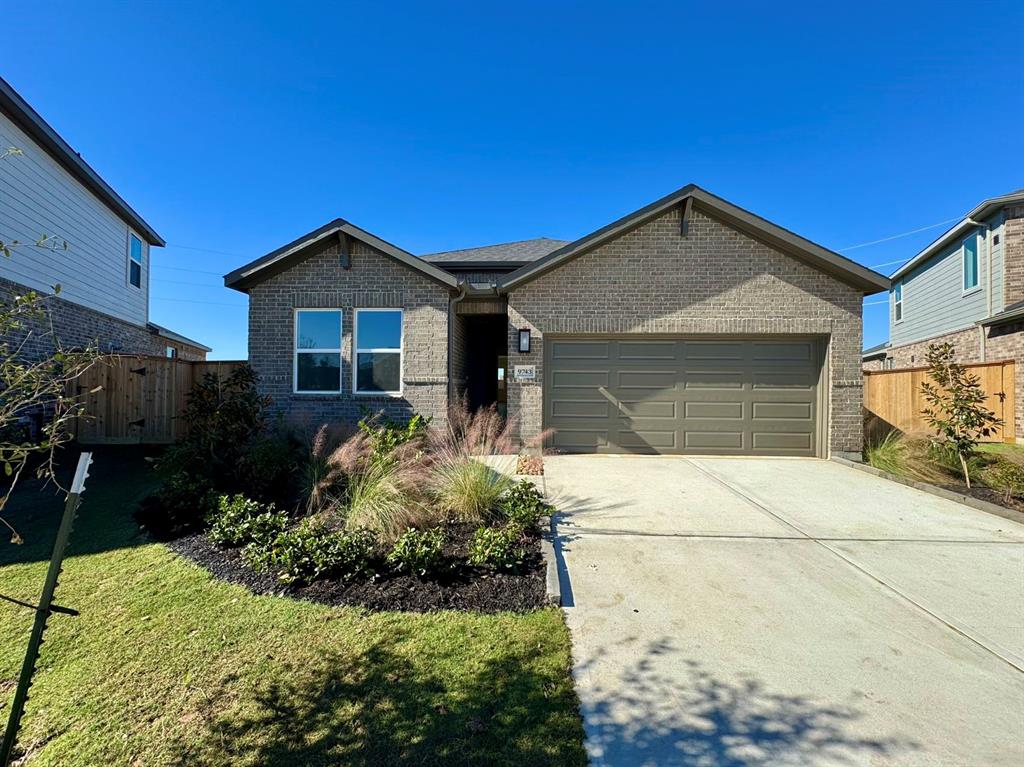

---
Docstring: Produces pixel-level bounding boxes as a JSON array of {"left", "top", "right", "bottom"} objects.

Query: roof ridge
[{"left": 421, "top": 236, "right": 568, "bottom": 257}]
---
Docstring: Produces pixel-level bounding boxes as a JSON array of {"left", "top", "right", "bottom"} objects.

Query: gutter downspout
[{"left": 447, "top": 283, "right": 467, "bottom": 408}]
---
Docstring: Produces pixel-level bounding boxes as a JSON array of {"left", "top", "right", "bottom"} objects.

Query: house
[
  {"left": 0, "top": 76, "right": 209, "bottom": 361},
  {"left": 862, "top": 190, "right": 1024, "bottom": 437},
  {"left": 225, "top": 185, "right": 888, "bottom": 459}
]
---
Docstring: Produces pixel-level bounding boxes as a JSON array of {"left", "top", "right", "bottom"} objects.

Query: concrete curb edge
[{"left": 831, "top": 456, "right": 1024, "bottom": 526}]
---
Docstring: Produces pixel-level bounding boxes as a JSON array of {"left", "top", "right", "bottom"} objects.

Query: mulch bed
[
  {"left": 161, "top": 522, "right": 548, "bottom": 614},
  {"left": 935, "top": 481, "right": 1024, "bottom": 515}
]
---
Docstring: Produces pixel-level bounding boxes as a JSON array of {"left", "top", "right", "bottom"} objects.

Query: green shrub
[
  {"left": 499, "top": 480, "right": 552, "bottom": 529},
  {"left": 359, "top": 412, "right": 430, "bottom": 462},
  {"left": 245, "top": 523, "right": 378, "bottom": 586},
  {"left": 985, "top": 460, "right": 1024, "bottom": 504},
  {"left": 432, "top": 458, "right": 513, "bottom": 523},
  {"left": 137, "top": 472, "right": 218, "bottom": 539},
  {"left": 238, "top": 433, "right": 303, "bottom": 507},
  {"left": 207, "top": 494, "right": 288, "bottom": 548},
  {"left": 468, "top": 523, "right": 527, "bottom": 571},
  {"left": 386, "top": 527, "right": 446, "bottom": 577}
]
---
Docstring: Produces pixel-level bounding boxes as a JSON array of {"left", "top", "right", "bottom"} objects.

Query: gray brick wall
[
  {"left": 1004, "top": 205, "right": 1024, "bottom": 308},
  {"left": 0, "top": 275, "right": 177, "bottom": 360},
  {"left": 246, "top": 238, "right": 450, "bottom": 431},
  {"left": 505, "top": 205, "right": 865, "bottom": 457}
]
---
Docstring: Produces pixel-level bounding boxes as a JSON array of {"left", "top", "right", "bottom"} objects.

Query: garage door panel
[{"left": 545, "top": 336, "right": 821, "bottom": 457}]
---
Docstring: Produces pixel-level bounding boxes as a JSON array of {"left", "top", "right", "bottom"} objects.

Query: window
[
  {"left": 354, "top": 309, "right": 402, "bottom": 394},
  {"left": 165, "top": 346, "right": 177, "bottom": 359},
  {"left": 294, "top": 309, "right": 343, "bottom": 393},
  {"left": 963, "top": 234, "right": 979, "bottom": 292},
  {"left": 894, "top": 282, "right": 903, "bottom": 323},
  {"left": 128, "top": 232, "right": 143, "bottom": 288}
]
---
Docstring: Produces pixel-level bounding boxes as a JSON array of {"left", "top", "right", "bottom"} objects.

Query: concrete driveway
[{"left": 543, "top": 456, "right": 1024, "bottom": 767}]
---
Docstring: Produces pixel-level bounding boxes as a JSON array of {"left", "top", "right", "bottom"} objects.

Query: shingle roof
[{"left": 421, "top": 238, "right": 569, "bottom": 264}]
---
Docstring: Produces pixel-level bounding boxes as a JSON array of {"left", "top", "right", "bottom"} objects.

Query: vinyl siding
[
  {"left": 890, "top": 219, "right": 1001, "bottom": 346},
  {"left": 0, "top": 111, "right": 148, "bottom": 326}
]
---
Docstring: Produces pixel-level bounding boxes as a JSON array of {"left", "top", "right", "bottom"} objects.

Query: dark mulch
[
  {"left": 161, "top": 522, "right": 548, "bottom": 614},
  {"left": 935, "top": 481, "right": 1024, "bottom": 516}
]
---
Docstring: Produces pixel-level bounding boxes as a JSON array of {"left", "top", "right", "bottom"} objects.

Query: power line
[
  {"left": 838, "top": 216, "right": 961, "bottom": 253},
  {"left": 151, "top": 296, "right": 245, "bottom": 307},
  {"left": 152, "top": 276, "right": 226, "bottom": 288},
  {"left": 163, "top": 243, "right": 248, "bottom": 258}
]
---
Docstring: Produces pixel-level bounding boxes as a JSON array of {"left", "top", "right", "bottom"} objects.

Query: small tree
[{"left": 920, "top": 342, "right": 1001, "bottom": 488}]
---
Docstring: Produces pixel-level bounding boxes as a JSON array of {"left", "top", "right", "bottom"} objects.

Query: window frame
[
  {"left": 353, "top": 308, "right": 404, "bottom": 397},
  {"left": 127, "top": 230, "right": 144, "bottom": 289},
  {"left": 962, "top": 233, "right": 981, "bottom": 295},
  {"left": 893, "top": 282, "right": 904, "bottom": 324},
  {"left": 293, "top": 308, "right": 344, "bottom": 395}
]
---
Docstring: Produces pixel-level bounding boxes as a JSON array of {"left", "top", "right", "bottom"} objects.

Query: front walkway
[{"left": 544, "top": 455, "right": 1024, "bottom": 766}]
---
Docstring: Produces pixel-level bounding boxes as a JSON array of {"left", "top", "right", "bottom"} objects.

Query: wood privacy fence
[
  {"left": 69, "top": 355, "right": 246, "bottom": 444},
  {"left": 863, "top": 359, "right": 1016, "bottom": 444}
]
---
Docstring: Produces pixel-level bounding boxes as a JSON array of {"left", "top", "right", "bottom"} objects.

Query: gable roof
[
  {"left": 498, "top": 184, "right": 889, "bottom": 294},
  {"left": 147, "top": 322, "right": 213, "bottom": 353},
  {"left": 422, "top": 238, "right": 569, "bottom": 267},
  {"left": 0, "top": 76, "right": 164, "bottom": 247},
  {"left": 890, "top": 189, "right": 1024, "bottom": 281},
  {"left": 224, "top": 218, "right": 459, "bottom": 291}
]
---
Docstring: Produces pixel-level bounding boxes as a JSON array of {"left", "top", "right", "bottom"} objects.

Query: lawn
[{"left": 0, "top": 449, "right": 586, "bottom": 767}]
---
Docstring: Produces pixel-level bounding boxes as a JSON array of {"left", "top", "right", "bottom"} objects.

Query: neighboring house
[
  {"left": 0, "top": 76, "right": 209, "bottom": 361},
  {"left": 862, "top": 190, "right": 1024, "bottom": 436},
  {"left": 225, "top": 185, "right": 888, "bottom": 459}
]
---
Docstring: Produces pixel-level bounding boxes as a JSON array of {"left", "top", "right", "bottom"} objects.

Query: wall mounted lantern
[{"left": 518, "top": 329, "right": 531, "bottom": 353}]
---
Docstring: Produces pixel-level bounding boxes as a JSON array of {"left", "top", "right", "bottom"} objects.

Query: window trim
[
  {"left": 893, "top": 282, "right": 904, "bottom": 324},
  {"left": 962, "top": 233, "right": 981, "bottom": 295},
  {"left": 293, "top": 308, "right": 344, "bottom": 395},
  {"left": 353, "top": 308, "right": 404, "bottom": 397},
  {"left": 127, "top": 230, "right": 144, "bottom": 289}
]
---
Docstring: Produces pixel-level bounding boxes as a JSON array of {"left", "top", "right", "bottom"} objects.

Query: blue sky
[{"left": 4, "top": 1, "right": 1022, "bottom": 359}]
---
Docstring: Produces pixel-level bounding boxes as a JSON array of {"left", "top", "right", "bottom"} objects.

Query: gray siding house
[
  {"left": 0, "top": 76, "right": 209, "bottom": 361},
  {"left": 864, "top": 190, "right": 1024, "bottom": 437},
  {"left": 226, "top": 185, "right": 888, "bottom": 459}
]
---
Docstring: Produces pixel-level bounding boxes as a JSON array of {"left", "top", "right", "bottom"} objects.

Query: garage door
[{"left": 544, "top": 337, "right": 823, "bottom": 457}]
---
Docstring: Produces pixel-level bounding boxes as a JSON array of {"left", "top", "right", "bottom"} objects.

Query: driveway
[{"left": 543, "top": 456, "right": 1024, "bottom": 767}]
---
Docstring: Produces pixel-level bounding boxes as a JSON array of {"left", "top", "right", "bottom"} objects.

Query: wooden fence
[
  {"left": 863, "top": 359, "right": 1016, "bottom": 444},
  {"left": 70, "top": 355, "right": 246, "bottom": 444}
]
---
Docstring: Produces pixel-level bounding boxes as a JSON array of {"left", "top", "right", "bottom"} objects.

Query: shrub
[
  {"left": 985, "top": 460, "right": 1024, "bottom": 505},
  {"left": 245, "top": 522, "right": 378, "bottom": 586},
  {"left": 468, "top": 523, "right": 527, "bottom": 571},
  {"left": 149, "top": 472, "right": 218, "bottom": 536},
  {"left": 359, "top": 412, "right": 430, "bottom": 462},
  {"left": 432, "top": 457, "right": 513, "bottom": 523},
  {"left": 499, "top": 480, "right": 552, "bottom": 529},
  {"left": 344, "top": 440, "right": 430, "bottom": 541},
  {"left": 238, "top": 433, "right": 304, "bottom": 507},
  {"left": 207, "top": 494, "right": 288, "bottom": 548},
  {"left": 386, "top": 527, "right": 446, "bottom": 577}
]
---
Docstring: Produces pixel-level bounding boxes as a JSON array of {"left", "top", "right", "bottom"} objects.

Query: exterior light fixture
[{"left": 518, "top": 329, "right": 531, "bottom": 353}]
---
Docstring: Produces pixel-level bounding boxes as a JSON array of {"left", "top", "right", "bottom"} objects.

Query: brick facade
[
  {"left": 0, "top": 275, "right": 191, "bottom": 360},
  {"left": 1004, "top": 204, "right": 1024, "bottom": 307},
  {"left": 246, "top": 238, "right": 450, "bottom": 431},
  {"left": 504, "top": 206, "right": 865, "bottom": 458}
]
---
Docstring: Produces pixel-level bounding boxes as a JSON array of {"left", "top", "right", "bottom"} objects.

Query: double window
[
  {"left": 128, "top": 232, "right": 143, "bottom": 288},
  {"left": 893, "top": 282, "right": 903, "bottom": 323},
  {"left": 963, "top": 233, "right": 980, "bottom": 292},
  {"left": 354, "top": 309, "right": 403, "bottom": 395},
  {"left": 294, "top": 309, "right": 343, "bottom": 393},
  {"left": 292, "top": 308, "right": 403, "bottom": 395}
]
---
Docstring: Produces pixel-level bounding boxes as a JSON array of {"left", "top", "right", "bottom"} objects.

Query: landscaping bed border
[{"left": 831, "top": 456, "right": 1024, "bottom": 525}]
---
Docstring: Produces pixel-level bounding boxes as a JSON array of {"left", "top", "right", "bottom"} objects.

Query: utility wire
[
  {"left": 839, "top": 216, "right": 962, "bottom": 253},
  {"left": 151, "top": 296, "right": 245, "bottom": 307}
]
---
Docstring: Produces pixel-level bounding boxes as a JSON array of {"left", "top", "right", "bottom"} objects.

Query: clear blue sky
[{"left": 5, "top": 1, "right": 1022, "bottom": 359}]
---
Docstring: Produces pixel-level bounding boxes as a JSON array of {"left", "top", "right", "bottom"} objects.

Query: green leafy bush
[
  {"left": 386, "top": 527, "right": 446, "bottom": 577},
  {"left": 359, "top": 412, "right": 430, "bottom": 462},
  {"left": 245, "top": 523, "right": 378, "bottom": 586},
  {"left": 137, "top": 472, "right": 218, "bottom": 539},
  {"left": 499, "top": 480, "right": 552, "bottom": 529},
  {"left": 985, "top": 460, "right": 1024, "bottom": 504},
  {"left": 207, "top": 494, "right": 288, "bottom": 548},
  {"left": 468, "top": 523, "right": 527, "bottom": 571},
  {"left": 238, "top": 433, "right": 304, "bottom": 507}
]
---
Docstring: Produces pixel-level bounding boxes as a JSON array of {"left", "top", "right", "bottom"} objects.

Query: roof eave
[{"left": 0, "top": 77, "right": 165, "bottom": 247}]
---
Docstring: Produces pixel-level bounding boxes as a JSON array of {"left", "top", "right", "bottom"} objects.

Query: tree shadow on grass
[
  {"left": 167, "top": 625, "right": 587, "bottom": 767},
  {"left": 577, "top": 638, "right": 918, "bottom": 766}
]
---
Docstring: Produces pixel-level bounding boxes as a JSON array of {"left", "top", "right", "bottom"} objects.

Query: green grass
[
  {"left": 0, "top": 449, "right": 585, "bottom": 767},
  {"left": 976, "top": 442, "right": 1024, "bottom": 460}
]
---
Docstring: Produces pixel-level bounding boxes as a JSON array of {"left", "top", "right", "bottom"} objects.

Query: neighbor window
[
  {"left": 354, "top": 309, "right": 402, "bottom": 394},
  {"left": 128, "top": 232, "right": 143, "bottom": 288},
  {"left": 294, "top": 309, "right": 343, "bottom": 393},
  {"left": 894, "top": 282, "right": 903, "bottom": 323},
  {"left": 165, "top": 346, "right": 177, "bottom": 359},
  {"left": 963, "top": 234, "right": 979, "bottom": 292}
]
